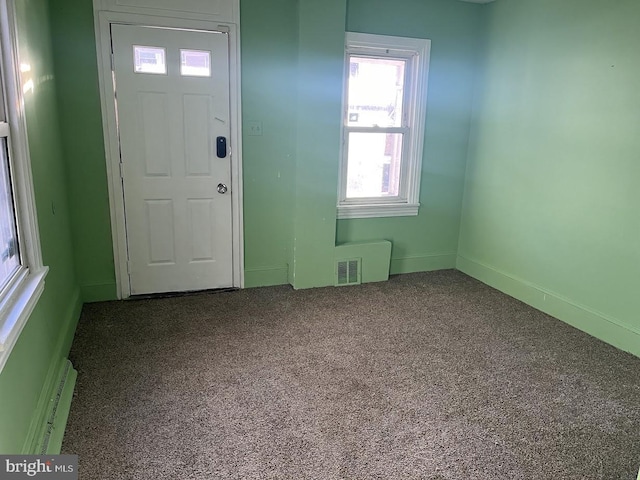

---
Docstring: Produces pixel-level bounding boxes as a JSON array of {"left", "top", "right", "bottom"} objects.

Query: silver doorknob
[{"left": 217, "top": 183, "right": 228, "bottom": 194}]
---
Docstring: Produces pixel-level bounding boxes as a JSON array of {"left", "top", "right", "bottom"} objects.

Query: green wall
[
  {"left": 245, "top": 0, "right": 478, "bottom": 289},
  {"left": 290, "top": 0, "right": 347, "bottom": 289},
  {"left": 48, "top": 0, "right": 308, "bottom": 292},
  {"left": 49, "top": 0, "right": 314, "bottom": 293},
  {"left": 50, "top": 0, "right": 484, "bottom": 294},
  {"left": 0, "top": 0, "right": 81, "bottom": 453},
  {"left": 240, "top": 0, "right": 297, "bottom": 287},
  {"left": 458, "top": 0, "right": 640, "bottom": 356},
  {"left": 49, "top": 0, "right": 115, "bottom": 302},
  {"left": 243, "top": 0, "right": 347, "bottom": 290},
  {"left": 338, "top": 0, "right": 482, "bottom": 275}
]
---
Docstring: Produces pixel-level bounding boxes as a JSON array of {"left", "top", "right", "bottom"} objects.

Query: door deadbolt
[
  {"left": 216, "top": 137, "right": 227, "bottom": 158},
  {"left": 217, "top": 183, "right": 228, "bottom": 194}
]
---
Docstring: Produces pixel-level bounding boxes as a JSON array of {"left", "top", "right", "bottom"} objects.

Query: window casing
[
  {"left": 0, "top": 0, "right": 48, "bottom": 373},
  {"left": 338, "top": 33, "right": 430, "bottom": 219}
]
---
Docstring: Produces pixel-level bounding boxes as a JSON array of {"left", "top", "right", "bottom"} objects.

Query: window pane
[
  {"left": 0, "top": 139, "right": 20, "bottom": 290},
  {"left": 180, "top": 50, "right": 211, "bottom": 77},
  {"left": 134, "top": 46, "right": 166, "bottom": 74},
  {"left": 347, "top": 56, "right": 406, "bottom": 128},
  {"left": 346, "top": 132, "right": 403, "bottom": 198}
]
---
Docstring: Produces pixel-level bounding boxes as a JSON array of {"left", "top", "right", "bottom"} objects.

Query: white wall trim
[
  {"left": 21, "top": 289, "right": 81, "bottom": 454},
  {"left": 337, "top": 32, "right": 430, "bottom": 217},
  {"left": 337, "top": 202, "right": 420, "bottom": 219},
  {"left": 457, "top": 255, "right": 640, "bottom": 358},
  {"left": 0, "top": 267, "right": 47, "bottom": 372},
  {"left": 92, "top": 0, "right": 244, "bottom": 298}
]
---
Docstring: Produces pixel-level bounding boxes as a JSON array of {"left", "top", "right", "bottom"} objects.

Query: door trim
[{"left": 92, "top": 5, "right": 244, "bottom": 298}]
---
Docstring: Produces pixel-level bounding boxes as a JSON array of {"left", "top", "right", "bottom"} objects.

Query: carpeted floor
[{"left": 62, "top": 270, "right": 640, "bottom": 479}]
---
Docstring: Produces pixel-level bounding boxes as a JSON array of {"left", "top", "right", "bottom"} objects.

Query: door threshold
[{"left": 128, "top": 287, "right": 238, "bottom": 301}]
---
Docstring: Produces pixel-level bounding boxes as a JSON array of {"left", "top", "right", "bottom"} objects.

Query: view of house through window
[
  {"left": 338, "top": 33, "right": 430, "bottom": 219},
  {"left": 345, "top": 56, "right": 406, "bottom": 198}
]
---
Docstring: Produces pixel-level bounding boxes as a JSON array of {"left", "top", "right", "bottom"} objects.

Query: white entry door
[{"left": 111, "top": 24, "right": 233, "bottom": 295}]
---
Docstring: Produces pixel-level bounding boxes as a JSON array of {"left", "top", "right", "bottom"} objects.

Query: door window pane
[
  {"left": 180, "top": 50, "right": 211, "bottom": 77},
  {"left": 0, "top": 138, "right": 20, "bottom": 290},
  {"left": 346, "top": 132, "right": 403, "bottom": 198},
  {"left": 347, "top": 56, "right": 406, "bottom": 128},
  {"left": 134, "top": 46, "right": 166, "bottom": 74}
]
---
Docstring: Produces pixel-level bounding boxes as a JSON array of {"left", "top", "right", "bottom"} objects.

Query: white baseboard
[
  {"left": 21, "top": 289, "right": 81, "bottom": 453},
  {"left": 457, "top": 255, "right": 640, "bottom": 358},
  {"left": 390, "top": 253, "right": 457, "bottom": 275}
]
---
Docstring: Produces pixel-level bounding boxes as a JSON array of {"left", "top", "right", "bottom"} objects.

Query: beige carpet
[{"left": 62, "top": 270, "right": 640, "bottom": 479}]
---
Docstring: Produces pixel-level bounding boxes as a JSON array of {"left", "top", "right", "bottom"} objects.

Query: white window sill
[
  {"left": 337, "top": 203, "right": 420, "bottom": 219},
  {"left": 0, "top": 266, "right": 48, "bottom": 373}
]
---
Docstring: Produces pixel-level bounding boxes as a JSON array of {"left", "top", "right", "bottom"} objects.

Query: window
[
  {"left": 338, "top": 33, "right": 430, "bottom": 219},
  {"left": 180, "top": 49, "right": 211, "bottom": 77},
  {"left": 0, "top": 0, "right": 48, "bottom": 373},
  {"left": 133, "top": 45, "right": 166, "bottom": 74}
]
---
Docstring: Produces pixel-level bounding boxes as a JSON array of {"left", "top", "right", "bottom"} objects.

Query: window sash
[
  {"left": 340, "top": 128, "right": 411, "bottom": 204},
  {"left": 345, "top": 126, "right": 409, "bottom": 135},
  {"left": 345, "top": 53, "right": 412, "bottom": 130}
]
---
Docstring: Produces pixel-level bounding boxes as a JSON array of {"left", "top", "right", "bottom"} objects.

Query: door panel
[
  {"left": 139, "top": 92, "right": 171, "bottom": 176},
  {"left": 183, "top": 94, "right": 213, "bottom": 176},
  {"left": 188, "top": 199, "right": 215, "bottom": 261},
  {"left": 111, "top": 24, "right": 233, "bottom": 295},
  {"left": 146, "top": 199, "right": 175, "bottom": 264}
]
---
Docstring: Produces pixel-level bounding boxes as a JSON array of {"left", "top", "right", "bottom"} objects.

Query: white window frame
[
  {"left": 337, "top": 32, "right": 431, "bottom": 219},
  {"left": 0, "top": 0, "right": 48, "bottom": 373}
]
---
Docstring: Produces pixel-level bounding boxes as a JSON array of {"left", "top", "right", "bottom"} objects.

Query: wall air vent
[{"left": 336, "top": 258, "right": 361, "bottom": 286}]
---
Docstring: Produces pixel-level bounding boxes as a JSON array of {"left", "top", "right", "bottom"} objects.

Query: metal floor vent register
[{"left": 336, "top": 258, "right": 361, "bottom": 286}]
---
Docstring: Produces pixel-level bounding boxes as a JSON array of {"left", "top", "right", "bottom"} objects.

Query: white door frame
[{"left": 93, "top": 4, "right": 244, "bottom": 298}]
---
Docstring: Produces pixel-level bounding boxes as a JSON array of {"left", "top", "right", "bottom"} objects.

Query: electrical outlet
[{"left": 247, "top": 121, "right": 263, "bottom": 136}]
